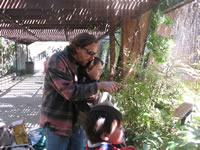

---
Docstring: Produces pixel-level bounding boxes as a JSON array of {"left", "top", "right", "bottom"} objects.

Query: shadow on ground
[{"left": 0, "top": 73, "right": 43, "bottom": 131}]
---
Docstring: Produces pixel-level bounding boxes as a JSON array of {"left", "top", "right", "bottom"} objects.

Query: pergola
[{"left": 0, "top": 0, "right": 161, "bottom": 44}]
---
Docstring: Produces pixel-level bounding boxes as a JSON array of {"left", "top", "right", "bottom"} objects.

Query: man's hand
[{"left": 97, "top": 81, "right": 125, "bottom": 93}]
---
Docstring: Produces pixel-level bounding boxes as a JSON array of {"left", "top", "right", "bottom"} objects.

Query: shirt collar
[{"left": 88, "top": 140, "right": 112, "bottom": 148}]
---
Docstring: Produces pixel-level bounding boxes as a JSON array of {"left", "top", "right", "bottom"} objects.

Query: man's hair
[
  {"left": 67, "top": 33, "right": 97, "bottom": 55},
  {"left": 86, "top": 57, "right": 104, "bottom": 71},
  {"left": 80, "top": 105, "right": 122, "bottom": 144}
]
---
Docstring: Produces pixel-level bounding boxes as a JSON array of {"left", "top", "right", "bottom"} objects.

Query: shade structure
[{"left": 0, "top": 0, "right": 161, "bottom": 44}]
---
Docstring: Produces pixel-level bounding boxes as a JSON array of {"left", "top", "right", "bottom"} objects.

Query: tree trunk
[{"left": 109, "top": 11, "right": 116, "bottom": 81}]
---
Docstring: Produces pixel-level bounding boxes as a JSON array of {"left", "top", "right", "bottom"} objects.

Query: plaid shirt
[{"left": 40, "top": 47, "right": 98, "bottom": 136}]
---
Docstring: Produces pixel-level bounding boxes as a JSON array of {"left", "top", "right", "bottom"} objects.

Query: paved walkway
[{"left": 0, "top": 72, "right": 44, "bottom": 131}]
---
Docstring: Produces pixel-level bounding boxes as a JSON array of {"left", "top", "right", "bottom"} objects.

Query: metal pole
[
  {"left": 15, "top": 42, "right": 18, "bottom": 75},
  {"left": 26, "top": 45, "right": 28, "bottom": 62}
]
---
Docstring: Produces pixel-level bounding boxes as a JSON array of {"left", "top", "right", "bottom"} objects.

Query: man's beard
[
  {"left": 76, "top": 61, "right": 86, "bottom": 67},
  {"left": 77, "top": 59, "right": 92, "bottom": 67}
]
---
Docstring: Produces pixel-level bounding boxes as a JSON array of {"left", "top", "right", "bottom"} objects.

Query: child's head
[
  {"left": 86, "top": 57, "right": 103, "bottom": 81},
  {"left": 81, "top": 105, "right": 124, "bottom": 145}
]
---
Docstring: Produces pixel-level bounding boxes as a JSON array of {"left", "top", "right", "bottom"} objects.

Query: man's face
[{"left": 76, "top": 42, "right": 98, "bottom": 67}]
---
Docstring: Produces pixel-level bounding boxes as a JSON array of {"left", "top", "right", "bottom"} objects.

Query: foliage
[
  {"left": 99, "top": 38, "right": 110, "bottom": 81},
  {"left": 147, "top": 34, "right": 174, "bottom": 63},
  {"left": 0, "top": 39, "right": 15, "bottom": 76},
  {"left": 151, "top": 10, "right": 173, "bottom": 30},
  {"left": 99, "top": 8, "right": 200, "bottom": 150},
  {"left": 112, "top": 63, "right": 182, "bottom": 149},
  {"left": 99, "top": 30, "right": 121, "bottom": 80},
  {"left": 100, "top": 38, "right": 110, "bottom": 72},
  {"left": 0, "top": 39, "right": 2, "bottom": 52},
  {"left": 147, "top": 10, "right": 175, "bottom": 64},
  {"left": 164, "top": 124, "right": 200, "bottom": 150},
  {"left": 110, "top": 11, "right": 200, "bottom": 148},
  {"left": 9, "top": 43, "right": 15, "bottom": 55}
]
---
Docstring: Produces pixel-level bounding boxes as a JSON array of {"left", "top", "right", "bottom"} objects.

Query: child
[
  {"left": 77, "top": 57, "right": 113, "bottom": 112},
  {"left": 83, "top": 56, "right": 104, "bottom": 83},
  {"left": 80, "top": 105, "right": 136, "bottom": 150},
  {"left": 78, "top": 57, "right": 116, "bottom": 150}
]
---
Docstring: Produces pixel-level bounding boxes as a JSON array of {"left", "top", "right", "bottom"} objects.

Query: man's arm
[{"left": 45, "top": 53, "right": 123, "bottom": 101}]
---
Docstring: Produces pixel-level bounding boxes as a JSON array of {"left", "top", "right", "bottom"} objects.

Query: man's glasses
[{"left": 83, "top": 47, "right": 96, "bottom": 56}]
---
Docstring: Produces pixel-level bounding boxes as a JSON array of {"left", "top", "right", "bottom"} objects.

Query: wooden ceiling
[{"left": 0, "top": 0, "right": 161, "bottom": 44}]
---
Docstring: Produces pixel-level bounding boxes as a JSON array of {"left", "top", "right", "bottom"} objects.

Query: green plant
[
  {"left": 113, "top": 63, "right": 181, "bottom": 149},
  {"left": 100, "top": 8, "right": 200, "bottom": 150},
  {"left": 107, "top": 10, "right": 183, "bottom": 149},
  {"left": 0, "top": 39, "right": 15, "bottom": 76},
  {"left": 165, "top": 124, "right": 200, "bottom": 150},
  {"left": 99, "top": 30, "right": 121, "bottom": 80},
  {"left": 0, "top": 39, "right": 2, "bottom": 51},
  {"left": 147, "top": 34, "right": 174, "bottom": 63},
  {"left": 112, "top": 61, "right": 200, "bottom": 149},
  {"left": 147, "top": 10, "right": 175, "bottom": 64},
  {"left": 9, "top": 43, "right": 15, "bottom": 55}
]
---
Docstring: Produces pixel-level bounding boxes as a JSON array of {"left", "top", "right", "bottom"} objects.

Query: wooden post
[
  {"left": 26, "top": 45, "right": 28, "bottom": 62},
  {"left": 109, "top": 10, "right": 116, "bottom": 81},
  {"left": 15, "top": 42, "right": 18, "bottom": 74},
  {"left": 120, "top": 10, "right": 152, "bottom": 79}
]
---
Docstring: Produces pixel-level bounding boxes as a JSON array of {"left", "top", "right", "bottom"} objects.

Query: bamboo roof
[{"left": 0, "top": 0, "right": 161, "bottom": 44}]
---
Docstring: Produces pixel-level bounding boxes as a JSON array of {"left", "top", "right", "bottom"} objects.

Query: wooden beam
[
  {"left": 0, "top": 0, "right": 161, "bottom": 10},
  {"left": 0, "top": 14, "right": 41, "bottom": 40}
]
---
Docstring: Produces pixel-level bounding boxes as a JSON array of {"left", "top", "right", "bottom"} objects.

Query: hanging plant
[
  {"left": 147, "top": 10, "right": 174, "bottom": 64},
  {"left": 9, "top": 43, "right": 15, "bottom": 55}
]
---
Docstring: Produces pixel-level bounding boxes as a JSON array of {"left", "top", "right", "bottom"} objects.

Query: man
[{"left": 40, "top": 33, "right": 123, "bottom": 150}]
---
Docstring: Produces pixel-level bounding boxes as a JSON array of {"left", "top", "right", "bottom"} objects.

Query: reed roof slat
[{"left": 0, "top": 0, "right": 161, "bottom": 44}]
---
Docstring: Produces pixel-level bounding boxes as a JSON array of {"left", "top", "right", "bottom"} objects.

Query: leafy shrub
[
  {"left": 147, "top": 9, "right": 174, "bottom": 64},
  {"left": 165, "top": 124, "right": 200, "bottom": 150},
  {"left": 113, "top": 64, "right": 181, "bottom": 149}
]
